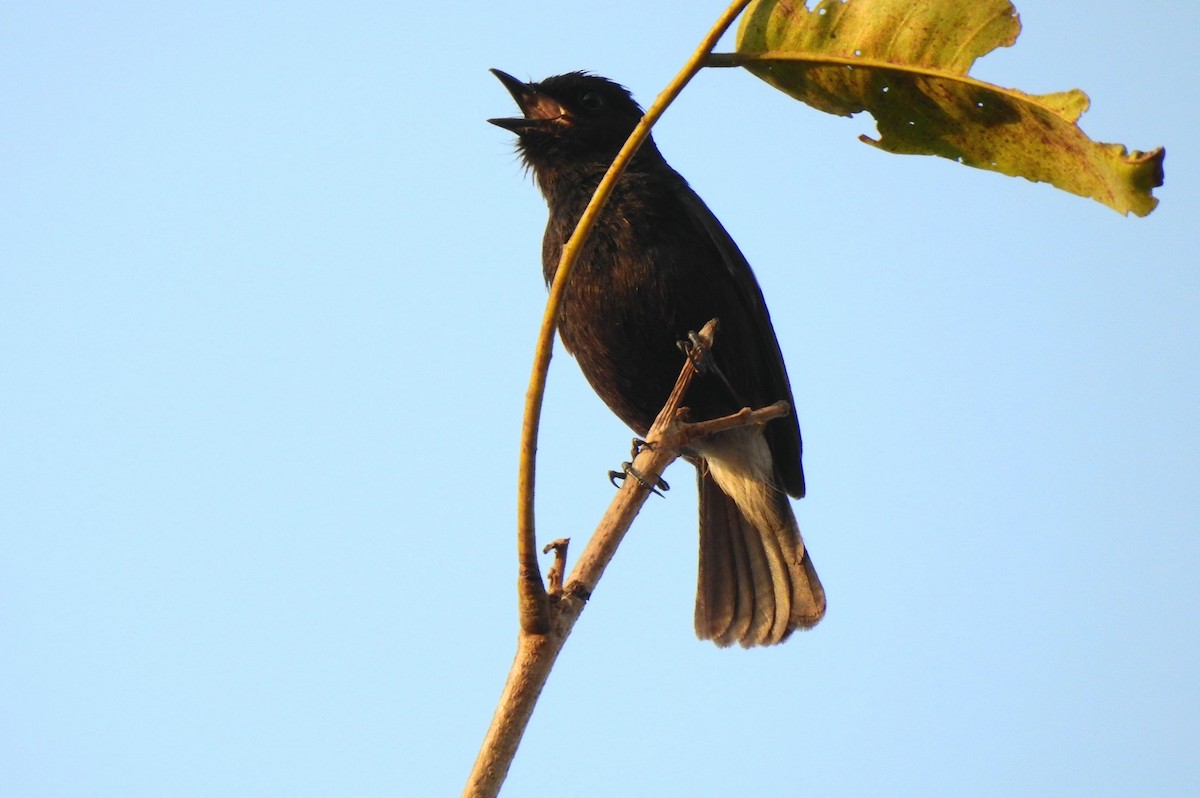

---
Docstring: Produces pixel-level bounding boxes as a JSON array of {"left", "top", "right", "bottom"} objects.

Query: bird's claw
[
  {"left": 677, "top": 330, "right": 744, "bottom": 404},
  {"left": 608, "top": 461, "right": 669, "bottom": 497},
  {"left": 676, "top": 331, "right": 712, "bottom": 374}
]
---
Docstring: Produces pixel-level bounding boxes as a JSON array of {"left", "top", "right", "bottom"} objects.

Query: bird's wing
[{"left": 676, "top": 185, "right": 805, "bottom": 498}]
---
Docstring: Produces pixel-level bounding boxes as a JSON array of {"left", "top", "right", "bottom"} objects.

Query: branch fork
[{"left": 464, "top": 318, "right": 791, "bottom": 797}]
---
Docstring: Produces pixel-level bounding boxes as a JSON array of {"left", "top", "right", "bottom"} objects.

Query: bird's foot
[
  {"left": 677, "top": 331, "right": 712, "bottom": 374},
  {"left": 677, "top": 330, "right": 743, "bottom": 404},
  {"left": 608, "top": 459, "right": 669, "bottom": 497}
]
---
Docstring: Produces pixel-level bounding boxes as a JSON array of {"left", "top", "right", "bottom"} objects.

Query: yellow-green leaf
[{"left": 728, "top": 0, "right": 1164, "bottom": 216}]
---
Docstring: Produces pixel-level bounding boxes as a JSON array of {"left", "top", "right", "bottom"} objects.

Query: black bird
[{"left": 489, "top": 69, "right": 825, "bottom": 647}]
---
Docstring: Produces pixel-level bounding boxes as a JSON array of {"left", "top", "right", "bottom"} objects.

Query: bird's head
[{"left": 488, "top": 69, "right": 659, "bottom": 170}]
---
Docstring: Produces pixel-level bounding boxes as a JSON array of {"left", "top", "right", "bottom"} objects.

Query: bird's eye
[{"left": 579, "top": 91, "right": 605, "bottom": 111}]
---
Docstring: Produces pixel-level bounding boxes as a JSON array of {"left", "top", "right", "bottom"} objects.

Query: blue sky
[{"left": 2, "top": 2, "right": 1196, "bottom": 796}]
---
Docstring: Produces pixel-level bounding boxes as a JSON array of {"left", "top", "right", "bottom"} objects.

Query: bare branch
[
  {"left": 465, "top": 318, "right": 798, "bottom": 797},
  {"left": 674, "top": 400, "right": 791, "bottom": 443}
]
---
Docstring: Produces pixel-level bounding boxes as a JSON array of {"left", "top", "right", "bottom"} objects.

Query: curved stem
[{"left": 514, "top": 0, "right": 754, "bottom": 634}]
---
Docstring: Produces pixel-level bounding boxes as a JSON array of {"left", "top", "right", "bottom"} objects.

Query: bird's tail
[{"left": 693, "top": 434, "right": 825, "bottom": 647}]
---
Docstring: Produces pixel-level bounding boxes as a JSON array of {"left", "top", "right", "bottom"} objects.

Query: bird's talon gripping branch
[
  {"left": 607, "top": 468, "right": 625, "bottom": 488},
  {"left": 678, "top": 328, "right": 744, "bottom": 403},
  {"left": 608, "top": 461, "right": 669, "bottom": 497},
  {"left": 677, "top": 331, "right": 712, "bottom": 374}
]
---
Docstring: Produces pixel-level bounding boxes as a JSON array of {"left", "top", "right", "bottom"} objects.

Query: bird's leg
[
  {"left": 607, "top": 439, "right": 669, "bottom": 496},
  {"left": 677, "top": 330, "right": 744, "bottom": 406},
  {"left": 677, "top": 330, "right": 712, "bottom": 373}
]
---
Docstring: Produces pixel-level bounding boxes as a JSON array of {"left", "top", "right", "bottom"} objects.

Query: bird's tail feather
[{"left": 694, "top": 446, "right": 825, "bottom": 647}]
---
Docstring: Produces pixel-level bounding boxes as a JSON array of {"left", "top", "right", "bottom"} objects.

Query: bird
[{"left": 488, "top": 69, "right": 825, "bottom": 647}]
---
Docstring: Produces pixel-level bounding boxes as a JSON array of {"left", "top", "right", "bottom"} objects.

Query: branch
[
  {"left": 677, "top": 400, "right": 790, "bottom": 441},
  {"left": 464, "top": 321, "right": 792, "bottom": 797}
]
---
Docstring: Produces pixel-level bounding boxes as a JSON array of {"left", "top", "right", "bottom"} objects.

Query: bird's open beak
[{"left": 487, "top": 69, "right": 567, "bottom": 131}]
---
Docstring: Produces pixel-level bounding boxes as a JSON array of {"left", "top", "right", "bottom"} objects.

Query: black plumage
[{"left": 489, "top": 69, "right": 825, "bottom": 646}]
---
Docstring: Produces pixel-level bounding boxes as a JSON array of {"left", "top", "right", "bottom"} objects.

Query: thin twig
[
  {"left": 463, "top": 324, "right": 712, "bottom": 798},
  {"left": 542, "top": 538, "right": 569, "bottom": 597},
  {"left": 561, "top": 319, "right": 716, "bottom": 597},
  {"left": 674, "top": 400, "right": 790, "bottom": 442}
]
